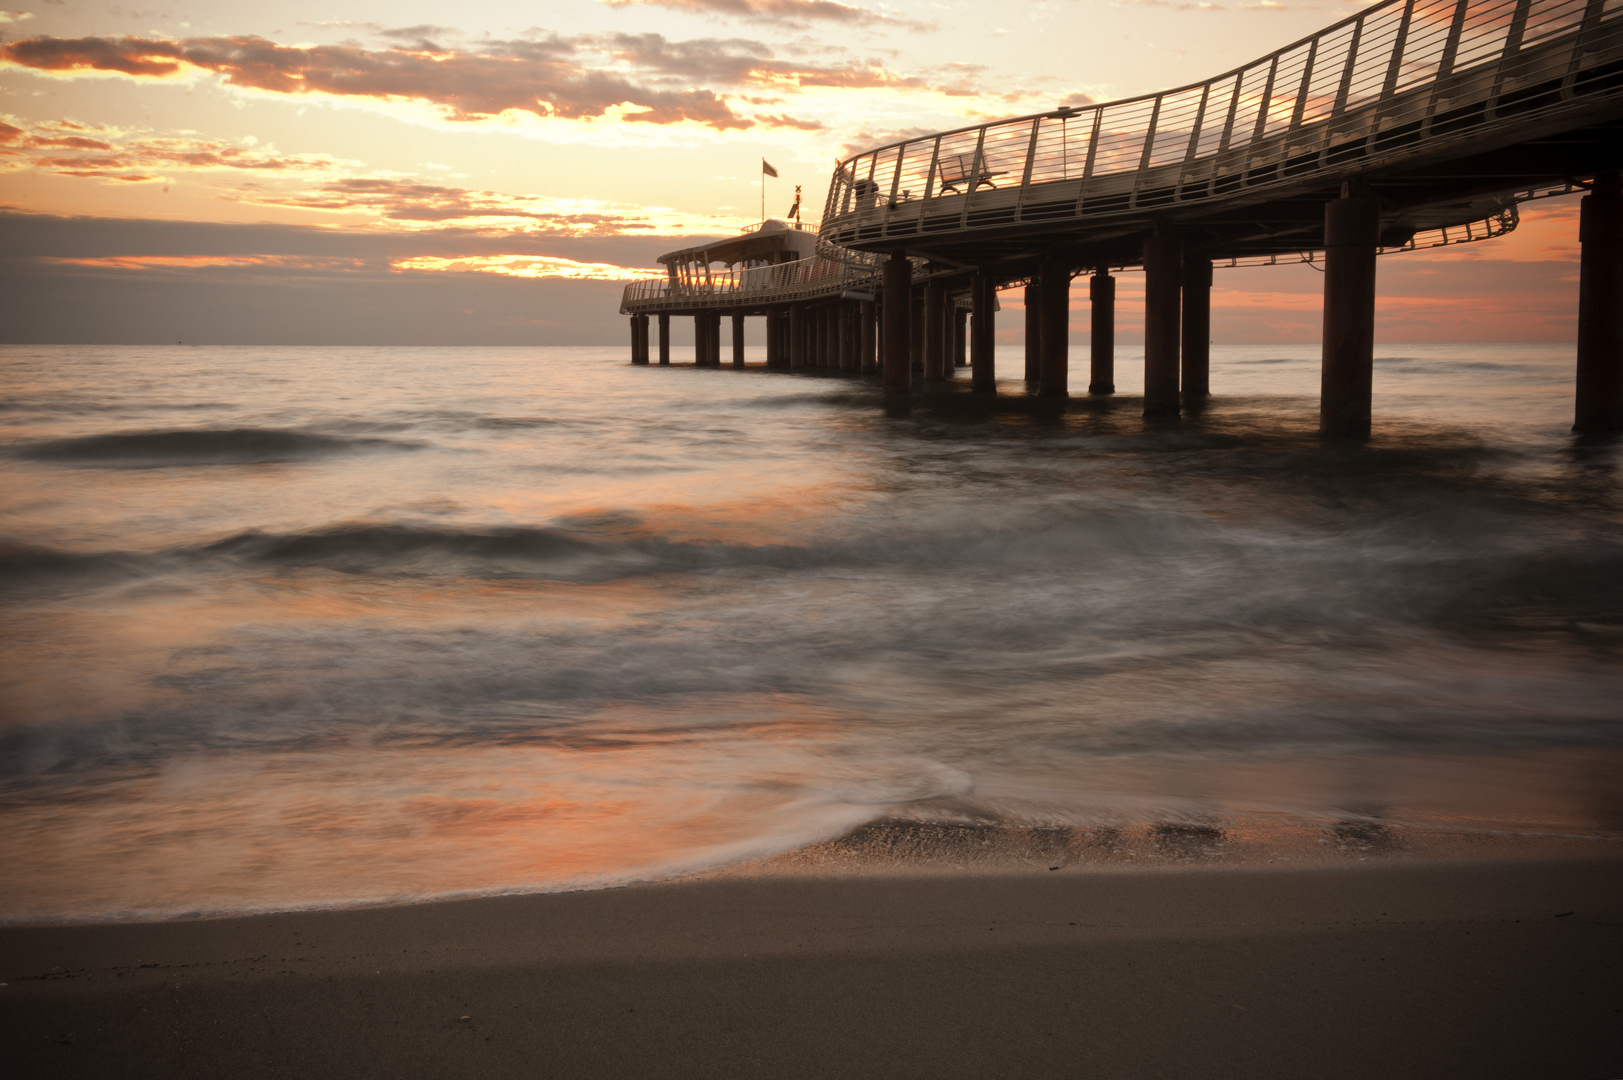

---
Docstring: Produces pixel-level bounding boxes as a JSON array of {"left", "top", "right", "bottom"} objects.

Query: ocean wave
[{"left": 12, "top": 427, "right": 422, "bottom": 466}]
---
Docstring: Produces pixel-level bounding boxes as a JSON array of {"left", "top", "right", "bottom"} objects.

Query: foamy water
[{"left": 2, "top": 343, "right": 1619, "bottom": 920}]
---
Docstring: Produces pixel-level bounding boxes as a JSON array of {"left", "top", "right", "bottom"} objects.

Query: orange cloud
[
  {"left": 42, "top": 255, "right": 370, "bottom": 271},
  {"left": 0, "top": 32, "right": 906, "bottom": 132},
  {"left": 392, "top": 254, "right": 660, "bottom": 280}
]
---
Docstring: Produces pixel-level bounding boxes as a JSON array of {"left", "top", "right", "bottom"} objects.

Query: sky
[{"left": 0, "top": 0, "right": 1589, "bottom": 344}]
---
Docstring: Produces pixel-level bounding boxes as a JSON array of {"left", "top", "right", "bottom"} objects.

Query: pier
[{"left": 621, "top": 0, "right": 1623, "bottom": 435}]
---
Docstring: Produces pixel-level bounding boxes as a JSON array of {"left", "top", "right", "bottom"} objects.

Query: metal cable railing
[{"left": 820, "top": 0, "right": 1623, "bottom": 244}]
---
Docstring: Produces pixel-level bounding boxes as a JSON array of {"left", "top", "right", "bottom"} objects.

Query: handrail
[
  {"left": 820, "top": 0, "right": 1623, "bottom": 242},
  {"left": 619, "top": 247, "right": 882, "bottom": 313}
]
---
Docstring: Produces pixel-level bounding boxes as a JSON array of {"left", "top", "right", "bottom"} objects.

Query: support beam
[
  {"left": 924, "top": 279, "right": 948, "bottom": 381},
  {"left": 658, "top": 313, "right": 670, "bottom": 366},
  {"left": 971, "top": 271, "right": 996, "bottom": 394},
  {"left": 882, "top": 253, "right": 912, "bottom": 395},
  {"left": 953, "top": 307, "right": 968, "bottom": 368},
  {"left": 1088, "top": 269, "right": 1115, "bottom": 395},
  {"left": 732, "top": 312, "right": 746, "bottom": 367},
  {"left": 1038, "top": 255, "right": 1071, "bottom": 399},
  {"left": 1143, "top": 234, "right": 1183, "bottom": 416},
  {"left": 1024, "top": 282, "right": 1040, "bottom": 382},
  {"left": 789, "top": 305, "right": 806, "bottom": 370},
  {"left": 860, "top": 300, "right": 877, "bottom": 374},
  {"left": 631, "top": 315, "right": 647, "bottom": 365},
  {"left": 1576, "top": 171, "right": 1623, "bottom": 433},
  {"left": 1181, "top": 255, "right": 1212, "bottom": 404},
  {"left": 1320, "top": 193, "right": 1380, "bottom": 439},
  {"left": 910, "top": 292, "right": 925, "bottom": 373},
  {"left": 694, "top": 313, "right": 707, "bottom": 366}
]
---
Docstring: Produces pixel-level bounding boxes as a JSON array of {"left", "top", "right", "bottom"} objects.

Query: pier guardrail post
[
  {"left": 1575, "top": 171, "right": 1623, "bottom": 433},
  {"left": 1182, "top": 254, "right": 1213, "bottom": 405},
  {"left": 1089, "top": 267, "right": 1115, "bottom": 395},
  {"left": 1144, "top": 233, "right": 1184, "bottom": 417},
  {"left": 971, "top": 272, "right": 996, "bottom": 393},
  {"left": 1320, "top": 189, "right": 1380, "bottom": 439},
  {"left": 882, "top": 253, "right": 912, "bottom": 396}
]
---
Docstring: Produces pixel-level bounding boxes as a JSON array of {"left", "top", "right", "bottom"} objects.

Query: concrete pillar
[
  {"left": 1143, "top": 233, "right": 1183, "bottom": 416},
  {"left": 1320, "top": 194, "right": 1381, "bottom": 439},
  {"left": 790, "top": 305, "right": 806, "bottom": 369},
  {"left": 1576, "top": 171, "right": 1623, "bottom": 433},
  {"left": 924, "top": 279, "right": 947, "bottom": 381},
  {"left": 1038, "top": 256, "right": 1070, "bottom": 399},
  {"left": 882, "top": 253, "right": 912, "bottom": 395},
  {"left": 1024, "top": 282, "right": 1041, "bottom": 382},
  {"left": 693, "top": 313, "right": 706, "bottom": 366},
  {"left": 631, "top": 316, "right": 645, "bottom": 364},
  {"left": 732, "top": 313, "right": 746, "bottom": 367},
  {"left": 1089, "top": 269, "right": 1115, "bottom": 395},
  {"left": 910, "top": 291, "right": 925, "bottom": 373},
  {"left": 860, "top": 300, "right": 877, "bottom": 374},
  {"left": 835, "top": 304, "right": 852, "bottom": 371},
  {"left": 1182, "top": 255, "right": 1212, "bottom": 403},
  {"left": 953, "top": 307, "right": 968, "bottom": 368},
  {"left": 765, "top": 311, "right": 780, "bottom": 368},
  {"left": 971, "top": 271, "right": 996, "bottom": 393},
  {"left": 658, "top": 313, "right": 670, "bottom": 365},
  {"left": 638, "top": 315, "right": 650, "bottom": 364}
]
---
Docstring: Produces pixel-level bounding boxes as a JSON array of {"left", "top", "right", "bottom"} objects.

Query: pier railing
[
  {"left": 820, "top": 0, "right": 1623, "bottom": 244},
  {"left": 620, "top": 245, "right": 881, "bottom": 313}
]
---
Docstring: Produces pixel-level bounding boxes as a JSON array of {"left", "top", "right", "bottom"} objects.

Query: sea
[{"left": 2, "top": 342, "right": 1620, "bottom": 922}]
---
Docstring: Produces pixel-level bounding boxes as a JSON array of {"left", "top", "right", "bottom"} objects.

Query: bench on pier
[{"left": 937, "top": 152, "right": 1003, "bottom": 194}]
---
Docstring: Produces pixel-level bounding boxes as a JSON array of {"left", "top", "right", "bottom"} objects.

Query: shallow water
[{"left": 1, "top": 343, "right": 1619, "bottom": 920}]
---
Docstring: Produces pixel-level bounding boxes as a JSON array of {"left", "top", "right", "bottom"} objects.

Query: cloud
[
  {"left": 601, "top": 0, "right": 934, "bottom": 30},
  {"left": 0, "top": 33, "right": 753, "bottom": 130},
  {"left": 0, "top": 31, "right": 937, "bottom": 134},
  {"left": 0, "top": 116, "right": 353, "bottom": 183},
  {"left": 392, "top": 254, "right": 659, "bottom": 280}
]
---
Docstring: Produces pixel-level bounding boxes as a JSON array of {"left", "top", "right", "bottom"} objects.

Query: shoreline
[{"left": 3, "top": 848, "right": 1619, "bottom": 1078}]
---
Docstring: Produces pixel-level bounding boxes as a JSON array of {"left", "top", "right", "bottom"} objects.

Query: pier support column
[
  {"left": 1576, "top": 171, "right": 1623, "bottom": 433},
  {"left": 732, "top": 313, "right": 745, "bottom": 367},
  {"left": 1024, "top": 282, "right": 1041, "bottom": 382},
  {"left": 924, "top": 279, "right": 947, "bottom": 382},
  {"left": 954, "top": 306, "right": 968, "bottom": 369},
  {"left": 1320, "top": 192, "right": 1380, "bottom": 439},
  {"left": 693, "top": 313, "right": 706, "bottom": 366},
  {"left": 1182, "top": 254, "right": 1212, "bottom": 404},
  {"left": 910, "top": 291, "right": 925, "bottom": 374},
  {"left": 1088, "top": 269, "right": 1115, "bottom": 394},
  {"left": 630, "top": 315, "right": 646, "bottom": 364},
  {"left": 658, "top": 313, "right": 670, "bottom": 365},
  {"left": 1143, "top": 233, "right": 1183, "bottom": 417},
  {"left": 882, "top": 253, "right": 912, "bottom": 396},
  {"left": 712, "top": 312, "right": 724, "bottom": 367},
  {"left": 971, "top": 271, "right": 996, "bottom": 393},
  {"left": 860, "top": 300, "right": 877, "bottom": 374},
  {"left": 765, "top": 311, "right": 781, "bottom": 369},
  {"left": 838, "top": 304, "right": 855, "bottom": 372},
  {"left": 1038, "top": 256, "right": 1070, "bottom": 399},
  {"left": 789, "top": 305, "right": 807, "bottom": 370}
]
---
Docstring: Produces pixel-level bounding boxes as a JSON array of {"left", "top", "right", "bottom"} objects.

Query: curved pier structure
[{"left": 624, "top": 0, "right": 1623, "bottom": 434}]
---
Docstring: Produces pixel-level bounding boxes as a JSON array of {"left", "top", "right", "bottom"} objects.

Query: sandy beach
[{"left": 3, "top": 852, "right": 1619, "bottom": 1079}]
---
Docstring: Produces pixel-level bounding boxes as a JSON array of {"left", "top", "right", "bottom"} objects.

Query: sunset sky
[{"left": 0, "top": 0, "right": 1588, "bottom": 344}]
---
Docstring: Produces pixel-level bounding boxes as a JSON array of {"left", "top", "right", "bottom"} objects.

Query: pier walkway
[{"left": 622, "top": 0, "right": 1623, "bottom": 435}]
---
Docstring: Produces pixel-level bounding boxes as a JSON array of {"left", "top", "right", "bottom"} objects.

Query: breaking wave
[{"left": 15, "top": 427, "right": 421, "bottom": 465}]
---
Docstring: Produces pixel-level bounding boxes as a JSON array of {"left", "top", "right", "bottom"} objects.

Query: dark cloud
[
  {"left": 0, "top": 31, "right": 927, "bottom": 128},
  {"left": 0, "top": 210, "right": 738, "bottom": 344},
  {"left": 0, "top": 33, "right": 753, "bottom": 129}
]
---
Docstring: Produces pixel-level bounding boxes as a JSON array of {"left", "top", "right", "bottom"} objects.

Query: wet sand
[{"left": 3, "top": 853, "right": 1619, "bottom": 1079}]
